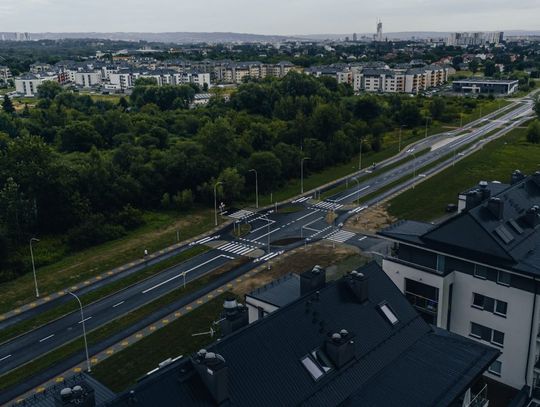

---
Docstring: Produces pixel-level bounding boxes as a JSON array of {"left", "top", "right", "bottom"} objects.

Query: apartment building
[
  {"left": 73, "top": 71, "right": 102, "bottom": 88},
  {"left": 14, "top": 74, "right": 58, "bottom": 97},
  {"left": 378, "top": 171, "right": 540, "bottom": 403},
  {"left": 0, "top": 65, "right": 12, "bottom": 84},
  {"left": 109, "top": 262, "right": 499, "bottom": 407}
]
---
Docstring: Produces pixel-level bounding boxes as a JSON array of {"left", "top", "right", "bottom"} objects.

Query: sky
[{"left": 1, "top": 0, "right": 539, "bottom": 34}]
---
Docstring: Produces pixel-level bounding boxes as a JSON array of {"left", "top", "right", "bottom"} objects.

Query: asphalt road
[{"left": 0, "top": 97, "right": 536, "bottom": 402}]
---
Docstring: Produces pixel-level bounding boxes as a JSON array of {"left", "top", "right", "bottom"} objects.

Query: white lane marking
[
  {"left": 251, "top": 219, "right": 276, "bottom": 233},
  {"left": 142, "top": 255, "right": 231, "bottom": 294},
  {"left": 348, "top": 205, "right": 368, "bottom": 215},
  {"left": 39, "top": 334, "right": 55, "bottom": 342},
  {"left": 112, "top": 301, "right": 125, "bottom": 308},
  {"left": 0, "top": 354, "right": 12, "bottom": 362},
  {"left": 358, "top": 236, "right": 367, "bottom": 242},
  {"left": 78, "top": 316, "right": 92, "bottom": 324},
  {"left": 296, "top": 210, "right": 319, "bottom": 221},
  {"left": 335, "top": 185, "right": 371, "bottom": 202}
]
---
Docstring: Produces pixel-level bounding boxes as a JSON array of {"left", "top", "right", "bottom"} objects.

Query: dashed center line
[
  {"left": 78, "top": 316, "right": 92, "bottom": 324},
  {"left": 0, "top": 354, "right": 11, "bottom": 362},
  {"left": 39, "top": 334, "right": 55, "bottom": 343},
  {"left": 112, "top": 301, "right": 125, "bottom": 308}
]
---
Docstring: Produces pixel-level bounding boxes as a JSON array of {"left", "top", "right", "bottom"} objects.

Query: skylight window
[
  {"left": 301, "top": 355, "right": 324, "bottom": 380},
  {"left": 508, "top": 219, "right": 523, "bottom": 235},
  {"left": 379, "top": 302, "right": 399, "bottom": 325},
  {"left": 494, "top": 225, "right": 514, "bottom": 244}
]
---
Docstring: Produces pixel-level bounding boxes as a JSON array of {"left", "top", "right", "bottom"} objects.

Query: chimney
[
  {"left": 192, "top": 350, "right": 229, "bottom": 405},
  {"left": 511, "top": 170, "right": 525, "bottom": 185},
  {"left": 525, "top": 205, "right": 540, "bottom": 228},
  {"left": 487, "top": 197, "right": 504, "bottom": 220},
  {"left": 478, "top": 181, "right": 491, "bottom": 201},
  {"left": 300, "top": 265, "right": 326, "bottom": 296},
  {"left": 346, "top": 270, "right": 369, "bottom": 303},
  {"left": 55, "top": 383, "right": 96, "bottom": 407},
  {"left": 465, "top": 189, "right": 482, "bottom": 211},
  {"left": 220, "top": 297, "right": 248, "bottom": 336},
  {"left": 325, "top": 329, "right": 356, "bottom": 368},
  {"left": 532, "top": 171, "right": 540, "bottom": 188}
]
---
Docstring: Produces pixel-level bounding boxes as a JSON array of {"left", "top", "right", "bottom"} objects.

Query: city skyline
[{"left": 0, "top": 0, "right": 539, "bottom": 35}]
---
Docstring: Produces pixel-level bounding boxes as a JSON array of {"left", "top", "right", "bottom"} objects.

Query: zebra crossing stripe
[
  {"left": 217, "top": 242, "right": 255, "bottom": 256},
  {"left": 229, "top": 209, "right": 255, "bottom": 219},
  {"left": 326, "top": 230, "right": 356, "bottom": 243},
  {"left": 292, "top": 196, "right": 311, "bottom": 203},
  {"left": 314, "top": 201, "right": 343, "bottom": 210}
]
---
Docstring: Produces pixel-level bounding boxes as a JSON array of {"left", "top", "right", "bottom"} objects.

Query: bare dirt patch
[
  {"left": 345, "top": 204, "right": 397, "bottom": 234},
  {"left": 232, "top": 242, "right": 360, "bottom": 296}
]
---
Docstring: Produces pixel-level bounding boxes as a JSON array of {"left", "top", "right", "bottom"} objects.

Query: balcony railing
[
  {"left": 466, "top": 384, "right": 488, "bottom": 407},
  {"left": 405, "top": 291, "right": 438, "bottom": 315}
]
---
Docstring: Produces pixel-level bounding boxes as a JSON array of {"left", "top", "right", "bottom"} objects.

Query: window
[
  {"left": 379, "top": 302, "right": 399, "bottom": 325},
  {"left": 495, "top": 301, "right": 508, "bottom": 316},
  {"left": 497, "top": 271, "right": 511, "bottom": 286},
  {"left": 301, "top": 355, "right": 323, "bottom": 380},
  {"left": 470, "top": 322, "right": 504, "bottom": 347},
  {"left": 488, "top": 360, "right": 502, "bottom": 376},
  {"left": 472, "top": 293, "right": 507, "bottom": 317},
  {"left": 474, "top": 265, "right": 488, "bottom": 279}
]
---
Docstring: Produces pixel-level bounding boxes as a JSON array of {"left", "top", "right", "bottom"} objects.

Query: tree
[
  {"left": 2, "top": 95, "right": 14, "bottom": 114},
  {"left": 429, "top": 98, "right": 446, "bottom": 121},
  {"left": 36, "top": 81, "right": 62, "bottom": 100},
  {"left": 397, "top": 102, "right": 422, "bottom": 128},
  {"left": 527, "top": 120, "right": 540, "bottom": 144},
  {"left": 468, "top": 59, "right": 479, "bottom": 74},
  {"left": 218, "top": 168, "right": 245, "bottom": 202},
  {"left": 247, "top": 151, "right": 282, "bottom": 193},
  {"left": 534, "top": 97, "right": 540, "bottom": 119},
  {"left": 59, "top": 122, "right": 103, "bottom": 152},
  {"left": 484, "top": 61, "right": 497, "bottom": 77}
]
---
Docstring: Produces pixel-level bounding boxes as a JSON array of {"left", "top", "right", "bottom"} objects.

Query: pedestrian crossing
[
  {"left": 217, "top": 241, "right": 257, "bottom": 256},
  {"left": 228, "top": 209, "right": 255, "bottom": 220},
  {"left": 292, "top": 196, "right": 312, "bottom": 204},
  {"left": 325, "top": 230, "right": 356, "bottom": 243},
  {"left": 313, "top": 201, "right": 343, "bottom": 211}
]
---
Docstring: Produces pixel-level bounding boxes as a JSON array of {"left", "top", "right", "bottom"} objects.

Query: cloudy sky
[{"left": 1, "top": 0, "right": 539, "bottom": 34}]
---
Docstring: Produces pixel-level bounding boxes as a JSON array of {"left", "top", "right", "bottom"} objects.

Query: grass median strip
[
  {"left": 0, "top": 245, "right": 210, "bottom": 345},
  {"left": 91, "top": 292, "right": 236, "bottom": 392},
  {"left": 0, "top": 257, "right": 248, "bottom": 393}
]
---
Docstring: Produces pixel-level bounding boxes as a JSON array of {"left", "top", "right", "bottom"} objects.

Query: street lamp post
[
  {"left": 214, "top": 181, "right": 223, "bottom": 227},
  {"left": 358, "top": 138, "right": 362, "bottom": 171},
  {"left": 424, "top": 116, "right": 430, "bottom": 139},
  {"left": 352, "top": 177, "right": 361, "bottom": 205},
  {"left": 398, "top": 126, "right": 404, "bottom": 152},
  {"left": 301, "top": 157, "right": 310, "bottom": 194},
  {"left": 249, "top": 169, "right": 258, "bottom": 209},
  {"left": 68, "top": 292, "right": 91, "bottom": 373},
  {"left": 29, "top": 237, "right": 40, "bottom": 298},
  {"left": 262, "top": 215, "right": 270, "bottom": 253}
]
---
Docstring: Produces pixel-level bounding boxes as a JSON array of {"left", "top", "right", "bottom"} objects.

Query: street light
[
  {"left": 29, "top": 237, "right": 40, "bottom": 298},
  {"left": 352, "top": 177, "right": 361, "bottom": 205},
  {"left": 409, "top": 152, "right": 417, "bottom": 189},
  {"left": 301, "top": 157, "right": 310, "bottom": 194},
  {"left": 213, "top": 181, "right": 223, "bottom": 227},
  {"left": 249, "top": 169, "right": 258, "bottom": 209},
  {"left": 358, "top": 138, "right": 363, "bottom": 171},
  {"left": 398, "top": 125, "right": 405, "bottom": 152},
  {"left": 424, "top": 116, "right": 431, "bottom": 139},
  {"left": 68, "top": 291, "right": 91, "bottom": 373}
]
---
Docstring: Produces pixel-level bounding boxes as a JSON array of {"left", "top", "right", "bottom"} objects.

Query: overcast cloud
[{"left": 1, "top": 0, "right": 539, "bottom": 34}]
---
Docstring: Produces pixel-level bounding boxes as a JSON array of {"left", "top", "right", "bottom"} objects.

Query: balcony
[
  {"left": 405, "top": 291, "right": 438, "bottom": 315},
  {"left": 466, "top": 384, "right": 489, "bottom": 407}
]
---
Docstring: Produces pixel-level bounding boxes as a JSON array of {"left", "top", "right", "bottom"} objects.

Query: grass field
[
  {"left": 91, "top": 292, "right": 235, "bottom": 391},
  {"left": 0, "top": 208, "right": 215, "bottom": 313},
  {"left": 387, "top": 126, "right": 540, "bottom": 222}
]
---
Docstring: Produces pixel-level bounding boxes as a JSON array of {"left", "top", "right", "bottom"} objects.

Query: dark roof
[
  {"left": 108, "top": 262, "right": 498, "bottom": 407},
  {"left": 453, "top": 79, "right": 519, "bottom": 85},
  {"left": 245, "top": 273, "right": 300, "bottom": 307},
  {"left": 379, "top": 175, "right": 540, "bottom": 276}
]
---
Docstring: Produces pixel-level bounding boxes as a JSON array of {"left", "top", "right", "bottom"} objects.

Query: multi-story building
[
  {"left": 73, "top": 71, "right": 102, "bottom": 88},
  {"left": 447, "top": 32, "right": 504, "bottom": 47},
  {"left": 108, "top": 262, "right": 499, "bottom": 407},
  {"left": 453, "top": 79, "right": 520, "bottom": 95},
  {"left": 0, "top": 65, "right": 12, "bottom": 85},
  {"left": 14, "top": 74, "right": 58, "bottom": 97},
  {"left": 378, "top": 171, "right": 540, "bottom": 402}
]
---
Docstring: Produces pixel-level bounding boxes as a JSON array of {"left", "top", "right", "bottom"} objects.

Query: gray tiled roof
[{"left": 108, "top": 262, "right": 498, "bottom": 407}]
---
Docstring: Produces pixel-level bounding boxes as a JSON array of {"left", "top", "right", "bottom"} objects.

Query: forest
[{"left": 0, "top": 72, "right": 495, "bottom": 280}]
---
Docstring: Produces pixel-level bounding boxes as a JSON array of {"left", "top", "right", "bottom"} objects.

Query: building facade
[{"left": 379, "top": 172, "right": 540, "bottom": 402}]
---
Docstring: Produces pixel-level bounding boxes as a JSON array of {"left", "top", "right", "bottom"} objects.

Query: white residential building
[
  {"left": 15, "top": 74, "right": 58, "bottom": 97},
  {"left": 378, "top": 172, "right": 540, "bottom": 401},
  {"left": 73, "top": 71, "right": 102, "bottom": 88}
]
